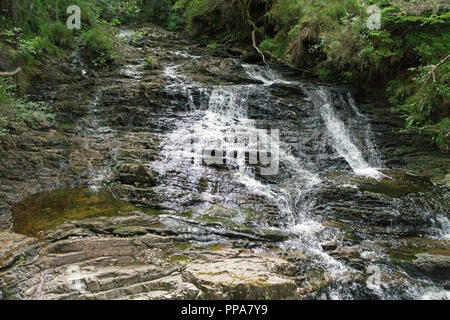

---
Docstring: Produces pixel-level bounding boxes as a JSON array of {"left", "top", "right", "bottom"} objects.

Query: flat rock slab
[{"left": 183, "top": 248, "right": 297, "bottom": 300}]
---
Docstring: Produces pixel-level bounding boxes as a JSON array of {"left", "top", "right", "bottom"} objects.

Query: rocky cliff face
[{"left": 0, "top": 25, "right": 448, "bottom": 300}]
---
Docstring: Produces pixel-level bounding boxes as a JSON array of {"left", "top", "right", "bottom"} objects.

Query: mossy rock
[
  {"left": 11, "top": 188, "right": 153, "bottom": 238},
  {"left": 360, "top": 171, "right": 433, "bottom": 198}
]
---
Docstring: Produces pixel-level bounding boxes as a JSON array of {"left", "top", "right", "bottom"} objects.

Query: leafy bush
[
  {"left": 0, "top": 79, "right": 54, "bottom": 139},
  {"left": 95, "top": 0, "right": 139, "bottom": 24},
  {"left": 80, "top": 27, "right": 117, "bottom": 67},
  {"left": 145, "top": 55, "right": 160, "bottom": 69},
  {"left": 49, "top": 21, "right": 73, "bottom": 49}
]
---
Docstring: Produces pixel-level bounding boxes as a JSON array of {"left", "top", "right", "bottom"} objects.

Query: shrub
[
  {"left": 0, "top": 79, "right": 54, "bottom": 139},
  {"left": 81, "top": 27, "right": 116, "bottom": 67},
  {"left": 49, "top": 21, "right": 73, "bottom": 49},
  {"left": 145, "top": 55, "right": 160, "bottom": 69}
]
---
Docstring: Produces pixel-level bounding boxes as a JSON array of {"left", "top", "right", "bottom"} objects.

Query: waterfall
[
  {"left": 307, "top": 87, "right": 384, "bottom": 179},
  {"left": 242, "top": 64, "right": 384, "bottom": 180},
  {"left": 145, "top": 61, "right": 448, "bottom": 300},
  {"left": 151, "top": 64, "right": 353, "bottom": 283}
]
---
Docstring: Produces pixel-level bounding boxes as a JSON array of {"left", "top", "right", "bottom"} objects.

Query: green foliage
[
  {"left": 145, "top": 55, "right": 160, "bottom": 69},
  {"left": 95, "top": 0, "right": 139, "bottom": 24},
  {"left": 431, "top": 118, "right": 450, "bottom": 151},
  {"left": 390, "top": 59, "right": 450, "bottom": 151},
  {"left": 259, "top": 38, "right": 283, "bottom": 57},
  {"left": 48, "top": 20, "right": 74, "bottom": 49},
  {"left": 207, "top": 41, "right": 218, "bottom": 49},
  {"left": 80, "top": 27, "right": 116, "bottom": 67},
  {"left": 137, "top": 0, "right": 177, "bottom": 25},
  {"left": 179, "top": 0, "right": 216, "bottom": 32},
  {"left": 0, "top": 0, "right": 138, "bottom": 73},
  {"left": 18, "top": 36, "right": 47, "bottom": 61},
  {"left": 0, "top": 79, "right": 54, "bottom": 139},
  {"left": 141, "top": 0, "right": 248, "bottom": 39}
]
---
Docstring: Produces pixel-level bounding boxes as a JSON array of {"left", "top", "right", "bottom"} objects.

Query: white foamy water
[
  {"left": 150, "top": 64, "right": 359, "bottom": 286},
  {"left": 243, "top": 64, "right": 384, "bottom": 180},
  {"left": 308, "top": 87, "right": 384, "bottom": 180},
  {"left": 149, "top": 60, "right": 448, "bottom": 300},
  {"left": 420, "top": 289, "right": 450, "bottom": 300},
  {"left": 242, "top": 64, "right": 293, "bottom": 86}
]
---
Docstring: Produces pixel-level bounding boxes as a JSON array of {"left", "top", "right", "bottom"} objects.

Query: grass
[
  {"left": 145, "top": 55, "right": 160, "bottom": 70},
  {"left": 80, "top": 27, "right": 117, "bottom": 67}
]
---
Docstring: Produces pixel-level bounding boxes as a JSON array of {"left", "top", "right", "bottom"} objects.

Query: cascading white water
[
  {"left": 148, "top": 61, "right": 449, "bottom": 300},
  {"left": 151, "top": 64, "right": 356, "bottom": 287},
  {"left": 242, "top": 64, "right": 384, "bottom": 180},
  {"left": 308, "top": 87, "right": 384, "bottom": 179},
  {"left": 346, "top": 93, "right": 384, "bottom": 168},
  {"left": 242, "top": 64, "right": 291, "bottom": 86}
]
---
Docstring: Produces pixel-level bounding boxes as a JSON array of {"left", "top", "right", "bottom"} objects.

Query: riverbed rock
[
  {"left": 413, "top": 253, "right": 450, "bottom": 280},
  {"left": 0, "top": 232, "right": 39, "bottom": 268},
  {"left": 183, "top": 248, "right": 298, "bottom": 300},
  {"left": 396, "top": 253, "right": 450, "bottom": 283},
  {"left": 182, "top": 57, "right": 253, "bottom": 85},
  {"left": 113, "top": 163, "right": 158, "bottom": 186}
]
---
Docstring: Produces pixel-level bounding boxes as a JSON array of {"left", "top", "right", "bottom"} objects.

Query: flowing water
[{"left": 143, "top": 59, "right": 449, "bottom": 299}]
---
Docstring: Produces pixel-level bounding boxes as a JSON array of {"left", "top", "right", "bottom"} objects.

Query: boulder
[
  {"left": 182, "top": 248, "right": 297, "bottom": 299},
  {"left": 412, "top": 253, "right": 450, "bottom": 281}
]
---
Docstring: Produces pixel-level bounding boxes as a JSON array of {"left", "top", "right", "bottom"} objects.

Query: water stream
[{"left": 143, "top": 59, "right": 449, "bottom": 299}]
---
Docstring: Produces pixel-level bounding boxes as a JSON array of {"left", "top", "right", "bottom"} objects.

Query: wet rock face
[
  {"left": 312, "top": 169, "right": 449, "bottom": 243},
  {"left": 0, "top": 232, "right": 39, "bottom": 269},
  {"left": 386, "top": 237, "right": 450, "bottom": 287},
  {"left": 184, "top": 58, "right": 252, "bottom": 85},
  {"left": 113, "top": 163, "right": 158, "bottom": 186},
  {"left": 411, "top": 253, "right": 450, "bottom": 281}
]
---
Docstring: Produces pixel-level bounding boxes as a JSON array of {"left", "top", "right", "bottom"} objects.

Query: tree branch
[
  {"left": 421, "top": 54, "right": 450, "bottom": 88},
  {"left": 252, "top": 30, "right": 267, "bottom": 65},
  {"left": 0, "top": 67, "right": 22, "bottom": 76}
]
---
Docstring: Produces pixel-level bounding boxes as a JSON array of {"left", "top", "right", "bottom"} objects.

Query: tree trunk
[{"left": 11, "top": 0, "right": 18, "bottom": 50}]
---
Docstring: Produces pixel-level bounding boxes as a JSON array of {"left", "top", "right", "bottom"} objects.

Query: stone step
[
  {"left": 33, "top": 263, "right": 180, "bottom": 299},
  {"left": 80, "top": 274, "right": 183, "bottom": 300}
]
